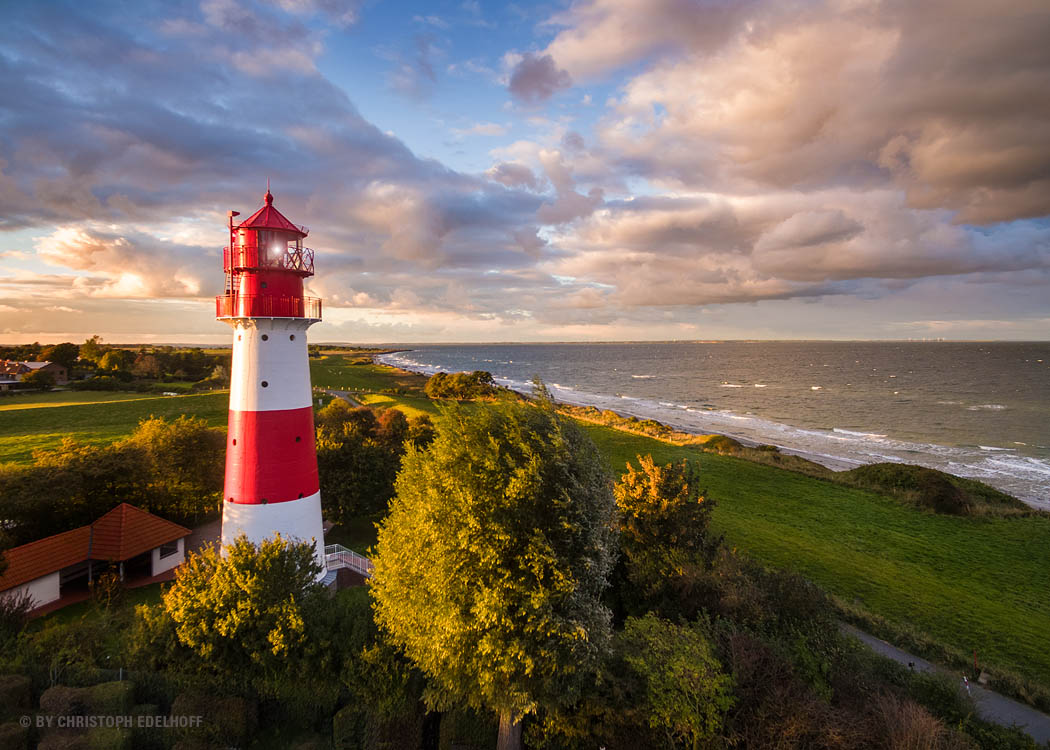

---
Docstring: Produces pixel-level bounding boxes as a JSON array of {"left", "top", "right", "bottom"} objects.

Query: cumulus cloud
[
  {"left": 486, "top": 162, "right": 540, "bottom": 190},
  {"left": 507, "top": 53, "right": 572, "bottom": 104},
  {"left": 34, "top": 227, "right": 215, "bottom": 298},
  {"left": 590, "top": 0, "right": 1050, "bottom": 222}
]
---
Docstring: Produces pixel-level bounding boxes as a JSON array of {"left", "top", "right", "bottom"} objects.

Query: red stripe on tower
[{"left": 225, "top": 407, "right": 320, "bottom": 503}]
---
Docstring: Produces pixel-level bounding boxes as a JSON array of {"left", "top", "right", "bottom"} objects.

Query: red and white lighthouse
[{"left": 216, "top": 189, "right": 326, "bottom": 575}]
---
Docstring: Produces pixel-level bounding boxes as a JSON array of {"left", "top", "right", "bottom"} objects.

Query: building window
[{"left": 159, "top": 541, "right": 179, "bottom": 559}]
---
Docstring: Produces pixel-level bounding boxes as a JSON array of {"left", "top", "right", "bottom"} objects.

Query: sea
[{"left": 375, "top": 342, "right": 1050, "bottom": 511}]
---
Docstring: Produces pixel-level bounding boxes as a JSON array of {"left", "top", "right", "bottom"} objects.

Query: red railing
[
  {"left": 215, "top": 294, "right": 322, "bottom": 320},
  {"left": 223, "top": 244, "right": 315, "bottom": 275}
]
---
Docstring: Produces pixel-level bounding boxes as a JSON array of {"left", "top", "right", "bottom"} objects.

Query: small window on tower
[
  {"left": 261, "top": 381, "right": 269, "bottom": 388},
  {"left": 261, "top": 334, "right": 269, "bottom": 341},
  {"left": 290, "top": 335, "right": 295, "bottom": 341}
]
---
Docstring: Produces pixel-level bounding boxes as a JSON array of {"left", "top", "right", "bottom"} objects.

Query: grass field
[
  {"left": 0, "top": 390, "right": 175, "bottom": 411},
  {"left": 579, "top": 423, "right": 1050, "bottom": 684},
  {"left": 309, "top": 353, "right": 428, "bottom": 392},
  {"left": 0, "top": 392, "right": 229, "bottom": 463}
]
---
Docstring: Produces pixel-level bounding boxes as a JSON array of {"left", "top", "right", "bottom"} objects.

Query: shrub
[{"left": 0, "top": 675, "right": 31, "bottom": 716}]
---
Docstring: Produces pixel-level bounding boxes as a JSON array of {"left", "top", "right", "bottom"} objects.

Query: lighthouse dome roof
[{"left": 236, "top": 190, "right": 308, "bottom": 237}]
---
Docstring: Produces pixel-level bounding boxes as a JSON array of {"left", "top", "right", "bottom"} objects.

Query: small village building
[
  {"left": 0, "top": 504, "right": 190, "bottom": 611},
  {"left": 0, "top": 360, "right": 69, "bottom": 386}
]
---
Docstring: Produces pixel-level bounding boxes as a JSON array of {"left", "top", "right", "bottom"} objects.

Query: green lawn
[
  {"left": 0, "top": 392, "right": 229, "bottom": 463},
  {"left": 309, "top": 354, "right": 428, "bottom": 393},
  {"left": 0, "top": 391, "right": 171, "bottom": 411},
  {"left": 579, "top": 422, "right": 1050, "bottom": 685}
]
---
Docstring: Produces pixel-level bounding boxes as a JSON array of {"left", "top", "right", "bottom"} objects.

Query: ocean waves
[{"left": 376, "top": 347, "right": 1050, "bottom": 510}]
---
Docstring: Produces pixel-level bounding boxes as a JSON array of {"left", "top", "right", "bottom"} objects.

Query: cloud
[
  {"left": 544, "top": 0, "right": 755, "bottom": 79},
  {"left": 589, "top": 0, "right": 1050, "bottom": 222},
  {"left": 507, "top": 53, "right": 572, "bottom": 104},
  {"left": 454, "top": 122, "right": 509, "bottom": 136},
  {"left": 34, "top": 226, "right": 215, "bottom": 298},
  {"left": 486, "top": 162, "right": 540, "bottom": 190}
]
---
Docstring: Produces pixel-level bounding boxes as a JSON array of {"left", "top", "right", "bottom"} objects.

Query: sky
[{"left": 0, "top": 0, "right": 1048, "bottom": 344}]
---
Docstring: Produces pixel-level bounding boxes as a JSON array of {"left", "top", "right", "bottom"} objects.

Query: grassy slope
[
  {"left": 580, "top": 422, "right": 1050, "bottom": 683},
  {"left": 0, "top": 392, "right": 229, "bottom": 463}
]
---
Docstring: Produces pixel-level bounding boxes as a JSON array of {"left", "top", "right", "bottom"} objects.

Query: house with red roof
[
  {"left": 0, "top": 360, "right": 68, "bottom": 389},
  {"left": 0, "top": 504, "right": 190, "bottom": 611}
]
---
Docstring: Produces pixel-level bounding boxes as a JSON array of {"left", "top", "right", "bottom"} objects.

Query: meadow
[
  {"left": 0, "top": 391, "right": 229, "bottom": 463},
  {"left": 6, "top": 354, "right": 1049, "bottom": 694}
]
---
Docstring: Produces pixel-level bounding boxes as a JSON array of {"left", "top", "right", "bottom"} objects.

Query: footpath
[{"left": 842, "top": 624, "right": 1050, "bottom": 745}]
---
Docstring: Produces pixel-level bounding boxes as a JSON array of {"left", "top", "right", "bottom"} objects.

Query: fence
[{"left": 324, "top": 544, "right": 374, "bottom": 578}]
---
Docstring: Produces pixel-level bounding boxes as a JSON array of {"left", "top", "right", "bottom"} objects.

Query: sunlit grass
[
  {"left": 0, "top": 391, "right": 172, "bottom": 411},
  {"left": 0, "top": 392, "right": 229, "bottom": 464}
]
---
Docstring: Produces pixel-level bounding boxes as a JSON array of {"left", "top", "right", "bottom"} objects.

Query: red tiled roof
[
  {"left": 0, "top": 504, "right": 190, "bottom": 591},
  {"left": 0, "top": 527, "right": 91, "bottom": 592},
  {"left": 90, "top": 504, "right": 190, "bottom": 561},
  {"left": 236, "top": 190, "right": 307, "bottom": 236}
]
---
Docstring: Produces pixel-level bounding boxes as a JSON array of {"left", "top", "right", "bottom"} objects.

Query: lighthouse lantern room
[{"left": 216, "top": 189, "right": 326, "bottom": 576}]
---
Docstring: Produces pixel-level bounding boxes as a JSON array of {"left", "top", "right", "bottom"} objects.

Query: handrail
[
  {"left": 324, "top": 544, "right": 374, "bottom": 578},
  {"left": 215, "top": 294, "right": 321, "bottom": 320},
  {"left": 223, "top": 244, "right": 315, "bottom": 275}
]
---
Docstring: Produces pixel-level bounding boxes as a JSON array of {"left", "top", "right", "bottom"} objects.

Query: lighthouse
[{"left": 216, "top": 189, "right": 326, "bottom": 576}]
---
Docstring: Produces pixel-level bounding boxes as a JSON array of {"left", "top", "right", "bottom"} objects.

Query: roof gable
[
  {"left": 236, "top": 190, "right": 307, "bottom": 236},
  {"left": 0, "top": 504, "right": 190, "bottom": 591},
  {"left": 90, "top": 503, "right": 190, "bottom": 561}
]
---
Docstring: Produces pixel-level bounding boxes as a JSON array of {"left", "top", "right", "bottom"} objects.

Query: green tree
[
  {"left": 121, "top": 415, "right": 225, "bottom": 522},
  {"left": 613, "top": 455, "right": 722, "bottom": 619},
  {"left": 622, "top": 615, "right": 734, "bottom": 750},
  {"left": 98, "top": 349, "right": 131, "bottom": 371},
  {"left": 315, "top": 403, "right": 425, "bottom": 524},
  {"left": 20, "top": 369, "right": 55, "bottom": 390},
  {"left": 370, "top": 402, "right": 618, "bottom": 750},
  {"left": 137, "top": 535, "right": 324, "bottom": 676},
  {"left": 423, "top": 370, "right": 498, "bottom": 399},
  {"left": 40, "top": 342, "right": 79, "bottom": 371},
  {"left": 79, "top": 335, "right": 105, "bottom": 364}
]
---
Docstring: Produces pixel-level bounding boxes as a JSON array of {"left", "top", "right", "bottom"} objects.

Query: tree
[
  {"left": 79, "top": 335, "right": 105, "bottom": 364},
  {"left": 621, "top": 615, "right": 734, "bottom": 750},
  {"left": 370, "top": 402, "right": 618, "bottom": 750},
  {"left": 98, "top": 349, "right": 131, "bottom": 371},
  {"left": 41, "top": 342, "right": 79, "bottom": 371},
  {"left": 137, "top": 535, "right": 325, "bottom": 678},
  {"left": 20, "top": 369, "right": 55, "bottom": 390},
  {"left": 424, "top": 370, "right": 498, "bottom": 399},
  {"left": 316, "top": 403, "right": 408, "bottom": 523},
  {"left": 613, "top": 455, "right": 722, "bottom": 619},
  {"left": 121, "top": 415, "right": 225, "bottom": 522}
]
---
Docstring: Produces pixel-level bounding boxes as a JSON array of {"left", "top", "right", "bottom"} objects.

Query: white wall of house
[
  {"left": 150, "top": 537, "right": 185, "bottom": 576},
  {"left": 1, "top": 571, "right": 60, "bottom": 609}
]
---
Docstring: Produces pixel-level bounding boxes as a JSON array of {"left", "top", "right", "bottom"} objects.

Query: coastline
[
  {"left": 373, "top": 349, "right": 1049, "bottom": 511},
  {"left": 375, "top": 351, "right": 864, "bottom": 474}
]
